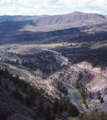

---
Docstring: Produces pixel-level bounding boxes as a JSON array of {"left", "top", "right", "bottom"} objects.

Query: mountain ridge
[
  {"left": 1, "top": 11, "right": 107, "bottom": 44},
  {"left": 1, "top": 11, "right": 107, "bottom": 27}
]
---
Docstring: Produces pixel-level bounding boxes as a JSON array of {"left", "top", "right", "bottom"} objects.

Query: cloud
[
  {"left": 0, "top": 4, "right": 37, "bottom": 15},
  {"left": 0, "top": 5, "right": 16, "bottom": 15},
  {"left": 17, "top": 0, "right": 55, "bottom": 7},
  {"left": 0, "top": 0, "right": 15, "bottom": 4},
  {"left": 0, "top": 0, "right": 107, "bottom": 15}
]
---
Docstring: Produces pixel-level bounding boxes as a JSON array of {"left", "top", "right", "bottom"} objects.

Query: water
[
  {"left": 35, "top": 73, "right": 42, "bottom": 75},
  {"left": 63, "top": 82, "right": 86, "bottom": 113},
  {"left": 43, "top": 49, "right": 86, "bottom": 113}
]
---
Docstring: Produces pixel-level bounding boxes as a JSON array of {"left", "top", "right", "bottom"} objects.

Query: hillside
[
  {"left": 1, "top": 11, "right": 107, "bottom": 120},
  {"left": 0, "top": 60, "right": 80, "bottom": 120},
  {"left": 0, "top": 15, "right": 33, "bottom": 22},
  {"left": 1, "top": 11, "right": 107, "bottom": 45},
  {"left": 1, "top": 11, "right": 107, "bottom": 28}
]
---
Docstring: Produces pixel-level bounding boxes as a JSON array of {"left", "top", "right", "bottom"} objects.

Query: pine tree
[
  {"left": 100, "top": 97, "right": 104, "bottom": 103},
  {"left": 39, "top": 101, "right": 44, "bottom": 113},
  {"left": 45, "top": 105, "right": 51, "bottom": 120},
  {"left": 59, "top": 100, "right": 63, "bottom": 113},
  {"left": 53, "top": 98, "right": 59, "bottom": 114},
  {"left": 25, "top": 95, "right": 32, "bottom": 107},
  {"left": 4, "top": 83, "right": 8, "bottom": 90},
  {"left": 30, "top": 92, "right": 36, "bottom": 103}
]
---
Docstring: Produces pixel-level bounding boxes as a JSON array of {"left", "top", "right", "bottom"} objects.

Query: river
[
  {"left": 47, "top": 49, "right": 86, "bottom": 113},
  {"left": 63, "top": 82, "right": 86, "bottom": 113}
]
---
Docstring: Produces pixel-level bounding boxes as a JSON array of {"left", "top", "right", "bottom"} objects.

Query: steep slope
[{"left": 0, "top": 60, "right": 80, "bottom": 120}]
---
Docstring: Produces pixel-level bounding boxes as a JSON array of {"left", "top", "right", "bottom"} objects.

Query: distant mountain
[
  {"left": 34, "top": 11, "right": 107, "bottom": 27},
  {"left": 0, "top": 11, "right": 107, "bottom": 44},
  {"left": 7, "top": 11, "right": 107, "bottom": 26},
  {"left": 0, "top": 12, "right": 107, "bottom": 32},
  {"left": 0, "top": 15, "right": 34, "bottom": 22}
]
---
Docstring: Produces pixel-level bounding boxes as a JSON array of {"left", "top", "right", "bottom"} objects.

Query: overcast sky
[{"left": 0, "top": 0, "right": 107, "bottom": 15}]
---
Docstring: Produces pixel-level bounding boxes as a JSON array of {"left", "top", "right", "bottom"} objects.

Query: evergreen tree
[
  {"left": 25, "top": 95, "right": 32, "bottom": 107},
  {"left": 45, "top": 105, "right": 51, "bottom": 120},
  {"left": 100, "top": 97, "right": 104, "bottom": 103},
  {"left": 4, "top": 83, "right": 8, "bottom": 90},
  {"left": 0, "top": 79, "right": 1, "bottom": 86},
  {"left": 53, "top": 98, "right": 59, "bottom": 114},
  {"left": 4, "top": 68, "right": 9, "bottom": 78},
  {"left": 30, "top": 92, "right": 36, "bottom": 103},
  {"left": 38, "top": 101, "right": 44, "bottom": 113},
  {"left": 59, "top": 100, "right": 63, "bottom": 113}
]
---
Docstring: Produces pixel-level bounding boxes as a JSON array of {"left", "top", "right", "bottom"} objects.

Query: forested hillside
[{"left": 0, "top": 66, "right": 79, "bottom": 120}]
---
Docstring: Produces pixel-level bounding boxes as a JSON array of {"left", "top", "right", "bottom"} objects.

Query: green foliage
[
  {"left": 53, "top": 80, "right": 67, "bottom": 95},
  {"left": 90, "top": 92, "right": 92, "bottom": 98},
  {"left": 38, "top": 101, "right": 44, "bottom": 113},
  {"left": 41, "top": 74, "right": 47, "bottom": 79},
  {"left": 0, "top": 79, "right": 1, "bottom": 86},
  {"left": 44, "top": 105, "right": 51, "bottom": 120},
  {"left": 53, "top": 97, "right": 79, "bottom": 117},
  {"left": 4, "top": 83, "right": 8, "bottom": 90},
  {"left": 30, "top": 92, "right": 36, "bottom": 103},
  {"left": 5, "top": 51, "right": 68, "bottom": 75},
  {"left": 72, "top": 82, "right": 88, "bottom": 109},
  {"left": 0, "top": 67, "right": 9, "bottom": 78},
  {"left": 12, "top": 75, "right": 19, "bottom": 84},
  {"left": 25, "top": 95, "right": 32, "bottom": 107},
  {"left": 57, "top": 42, "right": 107, "bottom": 70},
  {"left": 100, "top": 97, "right": 104, "bottom": 103},
  {"left": 4, "top": 68, "right": 9, "bottom": 78},
  {"left": 0, "top": 64, "right": 79, "bottom": 119},
  {"left": 72, "top": 81, "right": 79, "bottom": 89},
  {"left": 12, "top": 88, "right": 23, "bottom": 101},
  {"left": 76, "top": 111, "right": 107, "bottom": 120},
  {"left": 53, "top": 98, "right": 59, "bottom": 114},
  {"left": 96, "top": 91, "right": 101, "bottom": 100},
  {"left": 59, "top": 100, "right": 63, "bottom": 113}
]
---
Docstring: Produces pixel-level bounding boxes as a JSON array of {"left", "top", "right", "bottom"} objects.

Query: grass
[
  {"left": 37, "top": 43, "right": 63, "bottom": 48},
  {"left": 91, "top": 40, "right": 107, "bottom": 49},
  {"left": 34, "top": 69, "right": 42, "bottom": 74},
  {"left": 22, "top": 43, "right": 63, "bottom": 48}
]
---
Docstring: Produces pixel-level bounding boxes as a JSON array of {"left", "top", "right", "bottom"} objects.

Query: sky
[{"left": 0, "top": 0, "right": 107, "bottom": 15}]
